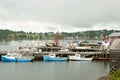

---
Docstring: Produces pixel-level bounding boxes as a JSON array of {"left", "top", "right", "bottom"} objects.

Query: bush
[{"left": 110, "top": 69, "right": 120, "bottom": 80}]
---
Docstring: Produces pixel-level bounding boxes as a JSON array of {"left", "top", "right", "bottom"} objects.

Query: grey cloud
[
  {"left": 0, "top": 0, "right": 120, "bottom": 28},
  {"left": 47, "top": 26, "right": 57, "bottom": 31}
]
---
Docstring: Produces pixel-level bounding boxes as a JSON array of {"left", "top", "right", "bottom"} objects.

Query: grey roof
[
  {"left": 109, "top": 32, "right": 120, "bottom": 36},
  {"left": 110, "top": 39, "right": 120, "bottom": 50}
]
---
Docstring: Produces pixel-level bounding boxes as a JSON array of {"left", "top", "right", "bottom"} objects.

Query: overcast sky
[{"left": 0, "top": 0, "right": 120, "bottom": 32}]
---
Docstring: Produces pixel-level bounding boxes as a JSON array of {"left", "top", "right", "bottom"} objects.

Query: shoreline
[{"left": 98, "top": 75, "right": 109, "bottom": 80}]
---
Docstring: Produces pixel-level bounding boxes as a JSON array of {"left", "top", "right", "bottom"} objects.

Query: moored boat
[
  {"left": 68, "top": 54, "right": 93, "bottom": 61},
  {"left": 93, "top": 57, "right": 109, "bottom": 60},
  {"left": 1, "top": 53, "right": 34, "bottom": 62},
  {"left": 43, "top": 53, "right": 67, "bottom": 61}
]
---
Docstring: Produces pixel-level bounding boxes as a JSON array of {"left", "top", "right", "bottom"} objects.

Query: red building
[
  {"left": 109, "top": 39, "right": 120, "bottom": 73},
  {"left": 109, "top": 32, "right": 120, "bottom": 45}
]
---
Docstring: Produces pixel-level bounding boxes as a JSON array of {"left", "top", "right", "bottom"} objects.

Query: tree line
[{"left": 0, "top": 29, "right": 119, "bottom": 41}]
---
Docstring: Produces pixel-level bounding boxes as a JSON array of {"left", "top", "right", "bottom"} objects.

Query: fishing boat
[
  {"left": 68, "top": 54, "right": 93, "bottom": 61},
  {"left": 43, "top": 53, "right": 67, "bottom": 61},
  {"left": 93, "top": 57, "right": 109, "bottom": 60},
  {"left": 1, "top": 53, "right": 34, "bottom": 62}
]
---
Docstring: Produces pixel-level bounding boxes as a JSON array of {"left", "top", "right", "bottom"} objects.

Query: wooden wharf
[
  {"left": 0, "top": 44, "right": 109, "bottom": 61},
  {"left": 36, "top": 46, "right": 101, "bottom": 52},
  {"left": 33, "top": 51, "right": 109, "bottom": 61},
  {"left": 37, "top": 46, "right": 61, "bottom": 52},
  {"left": 0, "top": 51, "right": 109, "bottom": 61},
  {"left": 33, "top": 51, "right": 101, "bottom": 55}
]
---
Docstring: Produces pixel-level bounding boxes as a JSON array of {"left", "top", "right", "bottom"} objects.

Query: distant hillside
[{"left": 0, "top": 29, "right": 119, "bottom": 41}]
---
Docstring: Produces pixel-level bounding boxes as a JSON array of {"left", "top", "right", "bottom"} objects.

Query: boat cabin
[
  {"left": 48, "top": 54, "right": 56, "bottom": 58},
  {"left": 75, "top": 54, "right": 81, "bottom": 57}
]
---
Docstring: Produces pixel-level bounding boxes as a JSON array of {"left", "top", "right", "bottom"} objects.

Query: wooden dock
[
  {"left": 33, "top": 51, "right": 102, "bottom": 55},
  {"left": 33, "top": 51, "right": 109, "bottom": 61}
]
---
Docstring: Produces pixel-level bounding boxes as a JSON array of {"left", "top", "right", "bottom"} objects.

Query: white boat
[{"left": 68, "top": 54, "right": 93, "bottom": 61}]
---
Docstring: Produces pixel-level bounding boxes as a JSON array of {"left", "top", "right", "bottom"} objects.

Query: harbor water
[
  {"left": 0, "top": 61, "right": 109, "bottom": 80},
  {"left": 0, "top": 40, "right": 109, "bottom": 80}
]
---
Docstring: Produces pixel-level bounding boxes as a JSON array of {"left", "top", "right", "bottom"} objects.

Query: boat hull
[
  {"left": 43, "top": 55, "right": 67, "bottom": 61},
  {"left": 69, "top": 58, "right": 93, "bottom": 61},
  {"left": 1, "top": 56, "right": 16, "bottom": 62},
  {"left": 1, "top": 56, "right": 31, "bottom": 62},
  {"left": 68, "top": 56, "right": 93, "bottom": 61}
]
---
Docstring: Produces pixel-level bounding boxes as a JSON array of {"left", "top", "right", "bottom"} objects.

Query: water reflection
[{"left": 0, "top": 61, "right": 109, "bottom": 80}]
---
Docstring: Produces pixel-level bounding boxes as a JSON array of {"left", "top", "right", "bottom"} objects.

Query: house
[
  {"left": 109, "top": 32, "right": 120, "bottom": 45},
  {"left": 109, "top": 39, "right": 120, "bottom": 73}
]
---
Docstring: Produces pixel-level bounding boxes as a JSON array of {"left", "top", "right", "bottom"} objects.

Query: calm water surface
[
  {"left": 0, "top": 61, "right": 109, "bottom": 80},
  {"left": 0, "top": 41, "right": 109, "bottom": 80}
]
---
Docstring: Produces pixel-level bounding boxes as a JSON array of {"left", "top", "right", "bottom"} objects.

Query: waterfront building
[
  {"left": 109, "top": 39, "right": 120, "bottom": 73},
  {"left": 109, "top": 32, "right": 120, "bottom": 45}
]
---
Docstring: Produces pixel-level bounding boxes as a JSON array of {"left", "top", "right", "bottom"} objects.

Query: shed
[
  {"left": 109, "top": 39, "right": 120, "bottom": 73},
  {"left": 109, "top": 32, "right": 120, "bottom": 45}
]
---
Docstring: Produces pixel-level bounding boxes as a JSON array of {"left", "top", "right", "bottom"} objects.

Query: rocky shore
[{"left": 98, "top": 76, "right": 109, "bottom": 80}]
